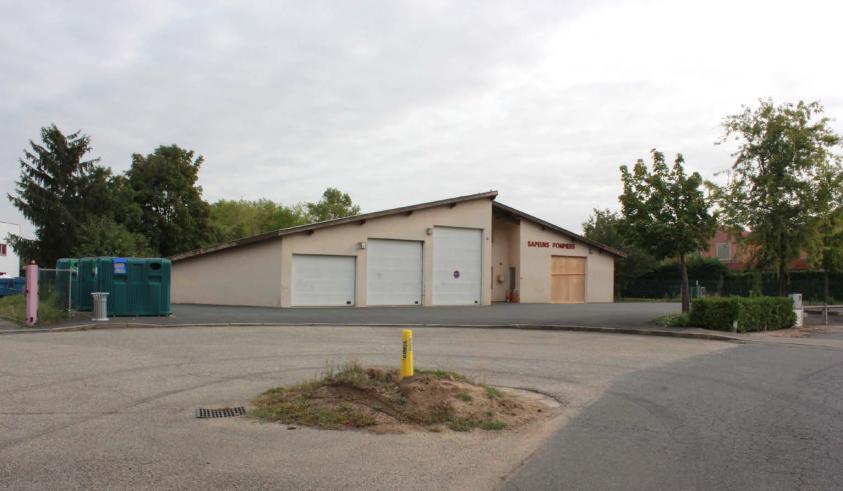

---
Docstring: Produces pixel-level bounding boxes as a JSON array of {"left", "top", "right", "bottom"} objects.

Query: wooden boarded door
[{"left": 551, "top": 256, "right": 585, "bottom": 303}]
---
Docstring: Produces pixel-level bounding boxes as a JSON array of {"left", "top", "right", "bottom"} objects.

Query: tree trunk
[
  {"left": 778, "top": 262, "right": 787, "bottom": 297},
  {"left": 825, "top": 269, "right": 830, "bottom": 305},
  {"left": 680, "top": 254, "right": 690, "bottom": 313},
  {"left": 824, "top": 269, "right": 830, "bottom": 326}
]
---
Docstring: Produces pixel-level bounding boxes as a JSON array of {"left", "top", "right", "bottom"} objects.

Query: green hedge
[{"left": 690, "top": 296, "right": 796, "bottom": 332}]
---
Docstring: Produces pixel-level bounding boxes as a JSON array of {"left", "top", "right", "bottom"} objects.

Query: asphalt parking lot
[
  {"left": 52, "top": 301, "right": 681, "bottom": 330},
  {"left": 0, "top": 325, "right": 729, "bottom": 490},
  {"left": 3, "top": 323, "right": 843, "bottom": 490}
]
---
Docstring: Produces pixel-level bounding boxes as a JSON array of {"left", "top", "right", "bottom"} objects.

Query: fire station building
[{"left": 170, "top": 191, "right": 622, "bottom": 307}]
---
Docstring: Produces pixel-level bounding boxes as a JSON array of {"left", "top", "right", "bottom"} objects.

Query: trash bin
[
  {"left": 789, "top": 293, "right": 803, "bottom": 328},
  {"left": 92, "top": 292, "right": 109, "bottom": 321}
]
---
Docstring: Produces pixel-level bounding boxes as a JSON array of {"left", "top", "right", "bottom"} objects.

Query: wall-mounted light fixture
[
  {"left": 426, "top": 228, "right": 433, "bottom": 236},
  {"left": 358, "top": 241, "right": 367, "bottom": 250}
]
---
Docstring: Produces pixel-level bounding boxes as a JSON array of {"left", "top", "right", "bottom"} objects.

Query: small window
[
  {"left": 716, "top": 243, "right": 731, "bottom": 260},
  {"left": 0, "top": 244, "right": 6, "bottom": 256}
]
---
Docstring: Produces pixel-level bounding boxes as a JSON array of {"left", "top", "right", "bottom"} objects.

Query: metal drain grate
[{"left": 195, "top": 406, "right": 246, "bottom": 419}]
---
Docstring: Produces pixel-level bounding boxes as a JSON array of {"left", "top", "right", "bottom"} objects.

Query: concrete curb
[{"left": 0, "top": 320, "right": 745, "bottom": 342}]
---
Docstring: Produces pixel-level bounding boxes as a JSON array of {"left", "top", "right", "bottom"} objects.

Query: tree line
[
  {"left": 584, "top": 99, "right": 843, "bottom": 312},
  {"left": 7, "top": 125, "right": 361, "bottom": 266}
]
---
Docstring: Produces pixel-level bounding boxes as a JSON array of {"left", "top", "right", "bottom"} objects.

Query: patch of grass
[
  {"left": 446, "top": 416, "right": 508, "bottom": 432},
  {"left": 456, "top": 392, "right": 473, "bottom": 403},
  {"left": 484, "top": 385, "right": 504, "bottom": 399},
  {"left": 0, "top": 293, "right": 69, "bottom": 325},
  {"left": 446, "top": 417, "right": 476, "bottom": 432},
  {"left": 319, "top": 361, "right": 399, "bottom": 388},
  {"left": 251, "top": 396, "right": 376, "bottom": 429},
  {"left": 324, "top": 361, "right": 370, "bottom": 388},
  {"left": 655, "top": 312, "right": 691, "bottom": 327},
  {"left": 415, "top": 368, "right": 470, "bottom": 382},
  {"left": 0, "top": 295, "right": 24, "bottom": 322},
  {"left": 418, "top": 402, "right": 456, "bottom": 425},
  {"left": 478, "top": 419, "right": 507, "bottom": 431}
]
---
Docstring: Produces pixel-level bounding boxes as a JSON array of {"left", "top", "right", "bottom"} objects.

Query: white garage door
[
  {"left": 433, "top": 227, "right": 482, "bottom": 305},
  {"left": 292, "top": 255, "right": 356, "bottom": 306},
  {"left": 367, "top": 239, "right": 423, "bottom": 306}
]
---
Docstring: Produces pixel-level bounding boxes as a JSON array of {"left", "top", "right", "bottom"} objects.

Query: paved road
[
  {"left": 3, "top": 324, "right": 840, "bottom": 490},
  {"left": 0, "top": 325, "right": 726, "bottom": 490},
  {"left": 505, "top": 330, "right": 843, "bottom": 490},
  {"left": 63, "top": 301, "right": 680, "bottom": 328}
]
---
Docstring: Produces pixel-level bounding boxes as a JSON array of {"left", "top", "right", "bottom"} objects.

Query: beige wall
[
  {"left": 279, "top": 198, "right": 493, "bottom": 307},
  {"left": 517, "top": 220, "right": 615, "bottom": 303},
  {"left": 490, "top": 216, "right": 520, "bottom": 302},
  {"left": 172, "top": 197, "right": 617, "bottom": 307},
  {"left": 172, "top": 238, "right": 283, "bottom": 306}
]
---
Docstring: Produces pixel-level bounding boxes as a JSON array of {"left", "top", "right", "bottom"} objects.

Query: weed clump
[{"left": 250, "top": 362, "right": 544, "bottom": 433}]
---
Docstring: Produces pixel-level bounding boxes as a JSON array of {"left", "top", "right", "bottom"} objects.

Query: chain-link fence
[
  {"left": 36, "top": 268, "right": 74, "bottom": 323},
  {"left": 617, "top": 272, "right": 843, "bottom": 305}
]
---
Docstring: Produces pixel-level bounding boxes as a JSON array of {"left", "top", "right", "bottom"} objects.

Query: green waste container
[{"left": 94, "top": 257, "right": 171, "bottom": 316}]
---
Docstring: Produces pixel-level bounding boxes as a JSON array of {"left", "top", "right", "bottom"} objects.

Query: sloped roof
[
  {"left": 492, "top": 202, "right": 625, "bottom": 257},
  {"left": 171, "top": 190, "right": 624, "bottom": 262},
  {"left": 171, "top": 191, "right": 499, "bottom": 262}
]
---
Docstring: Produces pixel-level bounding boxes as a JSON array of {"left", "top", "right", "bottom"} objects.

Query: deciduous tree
[
  {"left": 208, "top": 199, "right": 308, "bottom": 242},
  {"left": 582, "top": 208, "right": 657, "bottom": 297},
  {"left": 305, "top": 187, "right": 361, "bottom": 222},
  {"left": 127, "top": 145, "right": 212, "bottom": 257},
  {"left": 805, "top": 158, "right": 843, "bottom": 306},
  {"left": 713, "top": 100, "right": 841, "bottom": 295},
  {"left": 620, "top": 150, "right": 716, "bottom": 312},
  {"left": 72, "top": 216, "right": 154, "bottom": 257}
]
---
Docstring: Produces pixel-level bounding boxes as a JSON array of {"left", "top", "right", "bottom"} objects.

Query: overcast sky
[{"left": 2, "top": 0, "right": 842, "bottom": 238}]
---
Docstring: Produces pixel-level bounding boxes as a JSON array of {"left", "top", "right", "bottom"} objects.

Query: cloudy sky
[{"left": 2, "top": 0, "right": 842, "bottom": 238}]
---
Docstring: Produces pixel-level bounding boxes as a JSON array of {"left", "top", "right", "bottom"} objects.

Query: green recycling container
[
  {"left": 55, "top": 258, "right": 80, "bottom": 308},
  {"left": 94, "top": 257, "right": 171, "bottom": 316}
]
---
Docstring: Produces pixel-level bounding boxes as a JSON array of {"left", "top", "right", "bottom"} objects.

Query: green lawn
[{"left": 0, "top": 294, "right": 71, "bottom": 325}]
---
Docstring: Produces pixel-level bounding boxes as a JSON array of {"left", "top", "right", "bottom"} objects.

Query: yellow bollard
[{"left": 400, "top": 329, "right": 414, "bottom": 380}]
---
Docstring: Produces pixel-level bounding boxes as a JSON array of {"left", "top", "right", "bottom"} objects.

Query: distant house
[
  {"left": 699, "top": 227, "right": 810, "bottom": 271},
  {"left": 0, "top": 221, "right": 21, "bottom": 278}
]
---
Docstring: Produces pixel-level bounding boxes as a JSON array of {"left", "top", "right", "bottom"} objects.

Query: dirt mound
[{"left": 250, "top": 364, "right": 556, "bottom": 433}]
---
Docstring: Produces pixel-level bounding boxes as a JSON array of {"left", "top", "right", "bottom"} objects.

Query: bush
[{"left": 690, "top": 296, "right": 795, "bottom": 332}]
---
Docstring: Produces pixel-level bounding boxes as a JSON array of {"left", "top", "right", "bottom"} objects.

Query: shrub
[{"left": 690, "top": 296, "right": 795, "bottom": 332}]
